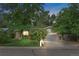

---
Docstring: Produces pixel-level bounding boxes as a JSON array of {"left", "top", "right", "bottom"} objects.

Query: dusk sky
[{"left": 43, "top": 3, "right": 69, "bottom": 15}]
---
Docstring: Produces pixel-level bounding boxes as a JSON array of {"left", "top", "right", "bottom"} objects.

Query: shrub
[
  {"left": 0, "top": 31, "right": 13, "bottom": 44},
  {"left": 30, "top": 28, "right": 47, "bottom": 41}
]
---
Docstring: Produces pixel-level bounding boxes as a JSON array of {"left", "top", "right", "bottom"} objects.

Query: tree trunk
[{"left": 15, "top": 31, "right": 21, "bottom": 40}]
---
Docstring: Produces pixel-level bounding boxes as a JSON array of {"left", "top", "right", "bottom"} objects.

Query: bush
[
  {"left": 30, "top": 28, "right": 47, "bottom": 41},
  {"left": 0, "top": 31, "right": 13, "bottom": 44}
]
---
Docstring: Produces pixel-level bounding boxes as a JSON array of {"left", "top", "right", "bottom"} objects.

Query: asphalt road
[{"left": 1, "top": 47, "right": 79, "bottom": 56}]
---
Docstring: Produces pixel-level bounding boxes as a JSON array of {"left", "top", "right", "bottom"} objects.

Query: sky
[{"left": 43, "top": 3, "right": 69, "bottom": 15}]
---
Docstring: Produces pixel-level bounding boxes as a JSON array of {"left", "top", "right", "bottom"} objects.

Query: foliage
[
  {"left": 1, "top": 3, "right": 54, "bottom": 30},
  {"left": 53, "top": 3, "right": 79, "bottom": 41},
  {"left": 30, "top": 28, "right": 47, "bottom": 41},
  {"left": 0, "top": 30, "right": 13, "bottom": 44},
  {"left": 37, "top": 11, "right": 56, "bottom": 26},
  {"left": 2, "top": 4, "right": 45, "bottom": 31},
  {"left": 53, "top": 4, "right": 79, "bottom": 35}
]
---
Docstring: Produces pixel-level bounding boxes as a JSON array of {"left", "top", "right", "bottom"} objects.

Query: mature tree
[
  {"left": 38, "top": 11, "right": 50, "bottom": 27},
  {"left": 2, "top": 4, "right": 44, "bottom": 30},
  {"left": 0, "top": 3, "right": 46, "bottom": 39},
  {"left": 37, "top": 11, "right": 55, "bottom": 27},
  {"left": 53, "top": 3, "right": 79, "bottom": 41}
]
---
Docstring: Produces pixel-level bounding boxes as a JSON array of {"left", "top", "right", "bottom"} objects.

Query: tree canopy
[
  {"left": 53, "top": 3, "right": 79, "bottom": 35},
  {"left": 0, "top": 4, "right": 44, "bottom": 30},
  {"left": 0, "top": 3, "right": 55, "bottom": 31}
]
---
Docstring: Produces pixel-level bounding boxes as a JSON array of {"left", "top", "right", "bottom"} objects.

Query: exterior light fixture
[{"left": 23, "top": 31, "right": 29, "bottom": 36}]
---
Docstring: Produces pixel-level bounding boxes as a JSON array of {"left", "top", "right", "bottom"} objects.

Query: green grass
[
  {"left": 15, "top": 39, "right": 39, "bottom": 47},
  {"left": 1, "top": 39, "right": 40, "bottom": 47}
]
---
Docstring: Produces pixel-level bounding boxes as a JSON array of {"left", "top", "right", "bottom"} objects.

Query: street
[{"left": 1, "top": 47, "right": 79, "bottom": 56}]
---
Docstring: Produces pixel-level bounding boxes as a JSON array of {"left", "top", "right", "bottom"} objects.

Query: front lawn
[{"left": 1, "top": 39, "right": 39, "bottom": 47}]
